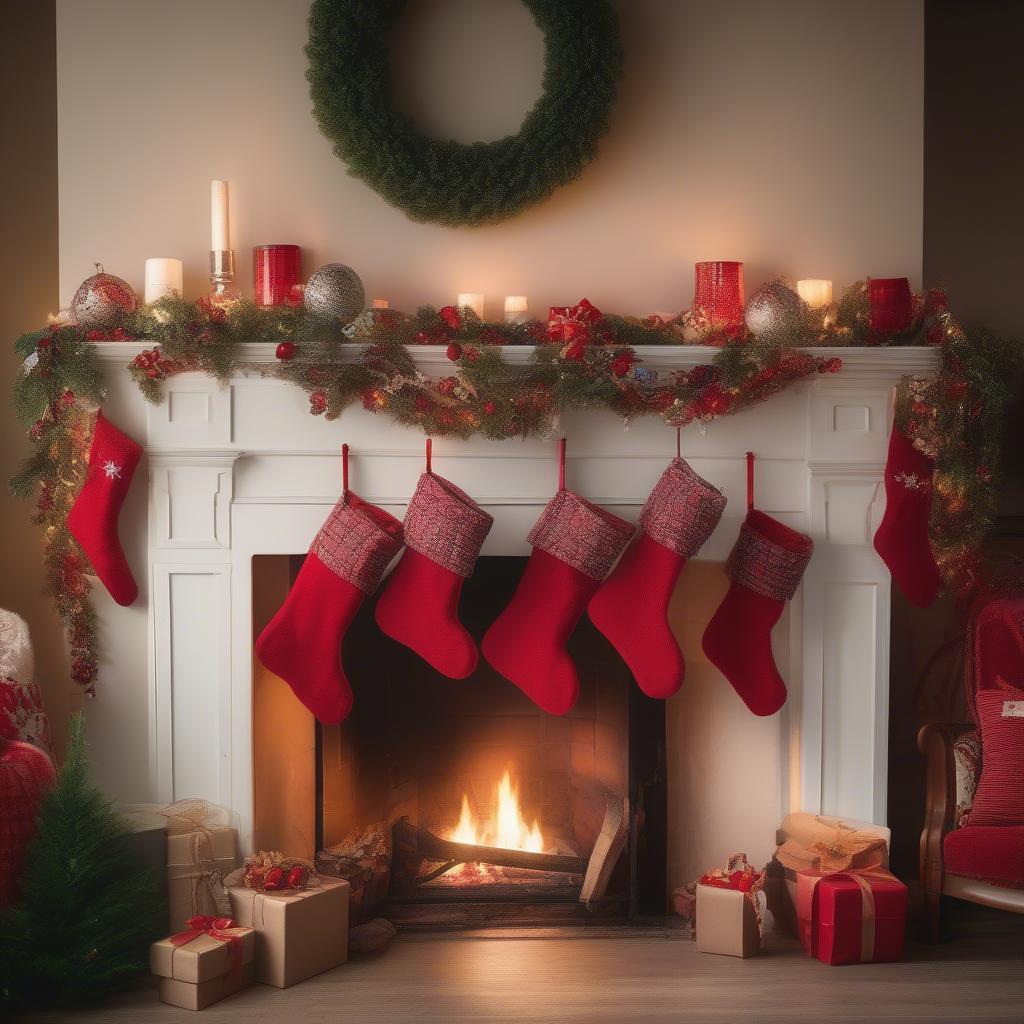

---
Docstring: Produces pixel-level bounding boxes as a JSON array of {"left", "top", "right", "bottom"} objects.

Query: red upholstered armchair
[{"left": 918, "top": 594, "right": 1024, "bottom": 941}]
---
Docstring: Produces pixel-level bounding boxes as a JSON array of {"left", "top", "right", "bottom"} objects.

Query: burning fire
[{"left": 449, "top": 769, "right": 545, "bottom": 854}]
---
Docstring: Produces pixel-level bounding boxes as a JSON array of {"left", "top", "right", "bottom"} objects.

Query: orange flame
[{"left": 450, "top": 769, "right": 544, "bottom": 853}]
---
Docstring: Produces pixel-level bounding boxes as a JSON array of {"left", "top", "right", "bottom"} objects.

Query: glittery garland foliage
[
  {"left": 9, "top": 281, "right": 1018, "bottom": 694},
  {"left": 893, "top": 313, "right": 1020, "bottom": 594}
]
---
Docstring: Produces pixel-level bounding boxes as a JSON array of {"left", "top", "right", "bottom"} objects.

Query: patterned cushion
[
  {"left": 953, "top": 730, "right": 982, "bottom": 827},
  {"left": 0, "top": 677, "right": 51, "bottom": 756},
  {"left": 943, "top": 826, "right": 1024, "bottom": 887},
  {"left": 0, "top": 610, "right": 33, "bottom": 685},
  {"left": 968, "top": 681, "right": 1024, "bottom": 826}
]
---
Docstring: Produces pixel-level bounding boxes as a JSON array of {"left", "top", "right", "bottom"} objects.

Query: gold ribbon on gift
[
  {"left": 166, "top": 829, "right": 233, "bottom": 919},
  {"left": 775, "top": 814, "right": 887, "bottom": 875},
  {"left": 800, "top": 867, "right": 892, "bottom": 963},
  {"left": 156, "top": 798, "right": 231, "bottom": 836}
]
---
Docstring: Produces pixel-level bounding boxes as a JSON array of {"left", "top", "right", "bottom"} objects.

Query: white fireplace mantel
[{"left": 85, "top": 342, "right": 939, "bottom": 852}]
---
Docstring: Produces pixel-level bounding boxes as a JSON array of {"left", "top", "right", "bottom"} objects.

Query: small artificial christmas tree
[{"left": 0, "top": 714, "right": 164, "bottom": 1012}]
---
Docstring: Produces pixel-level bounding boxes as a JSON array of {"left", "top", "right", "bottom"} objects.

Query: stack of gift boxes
[
  {"left": 124, "top": 800, "right": 350, "bottom": 1010},
  {"left": 689, "top": 813, "right": 909, "bottom": 966}
]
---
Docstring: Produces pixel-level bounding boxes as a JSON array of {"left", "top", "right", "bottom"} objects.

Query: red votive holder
[
  {"left": 694, "top": 261, "right": 745, "bottom": 327},
  {"left": 868, "top": 277, "right": 913, "bottom": 336},
  {"left": 253, "top": 245, "right": 302, "bottom": 307}
]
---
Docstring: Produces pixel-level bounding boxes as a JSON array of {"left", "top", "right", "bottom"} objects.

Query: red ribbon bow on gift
[
  {"left": 547, "top": 298, "right": 602, "bottom": 343},
  {"left": 169, "top": 914, "right": 245, "bottom": 979}
]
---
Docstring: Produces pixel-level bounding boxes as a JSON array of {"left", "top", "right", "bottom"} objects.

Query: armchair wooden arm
[{"left": 917, "top": 721, "right": 973, "bottom": 941}]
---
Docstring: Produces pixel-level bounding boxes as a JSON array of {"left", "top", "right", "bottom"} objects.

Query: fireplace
[
  {"left": 254, "top": 553, "right": 667, "bottom": 928},
  {"left": 83, "top": 340, "right": 939, "bottom": 909}
]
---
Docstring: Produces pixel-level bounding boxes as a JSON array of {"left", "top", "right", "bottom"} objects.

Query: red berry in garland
[
  {"left": 611, "top": 354, "right": 633, "bottom": 377},
  {"left": 276, "top": 341, "right": 297, "bottom": 361},
  {"left": 263, "top": 866, "right": 286, "bottom": 891},
  {"left": 945, "top": 380, "right": 968, "bottom": 402},
  {"left": 309, "top": 390, "right": 328, "bottom": 415},
  {"left": 414, "top": 331, "right": 430, "bottom": 344},
  {"left": 36, "top": 336, "right": 52, "bottom": 350},
  {"left": 86, "top": 330, "right": 106, "bottom": 342},
  {"left": 286, "top": 865, "right": 307, "bottom": 889},
  {"left": 483, "top": 400, "right": 496, "bottom": 416},
  {"left": 446, "top": 343, "right": 462, "bottom": 362}
]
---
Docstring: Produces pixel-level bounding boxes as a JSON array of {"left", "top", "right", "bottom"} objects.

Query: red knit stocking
[
  {"left": 375, "top": 472, "right": 493, "bottom": 679},
  {"left": 256, "top": 491, "right": 403, "bottom": 723},
  {"left": 589, "top": 458, "right": 726, "bottom": 698},
  {"left": 483, "top": 489, "right": 634, "bottom": 715},
  {"left": 873, "top": 425, "right": 942, "bottom": 608},
  {"left": 702, "top": 510, "right": 813, "bottom": 717},
  {"left": 67, "top": 412, "right": 142, "bottom": 606}
]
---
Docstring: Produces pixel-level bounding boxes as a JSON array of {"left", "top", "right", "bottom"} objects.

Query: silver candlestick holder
[{"left": 208, "top": 249, "right": 239, "bottom": 307}]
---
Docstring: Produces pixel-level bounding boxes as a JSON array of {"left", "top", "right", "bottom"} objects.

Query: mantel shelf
[{"left": 90, "top": 341, "right": 941, "bottom": 381}]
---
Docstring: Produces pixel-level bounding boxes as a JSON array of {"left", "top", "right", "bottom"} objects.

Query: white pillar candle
[
  {"left": 371, "top": 298, "right": 389, "bottom": 309},
  {"left": 144, "top": 258, "right": 184, "bottom": 303},
  {"left": 211, "top": 179, "right": 230, "bottom": 252},
  {"left": 457, "top": 292, "right": 485, "bottom": 319},
  {"left": 797, "top": 278, "right": 833, "bottom": 309},
  {"left": 504, "top": 295, "right": 529, "bottom": 323}
]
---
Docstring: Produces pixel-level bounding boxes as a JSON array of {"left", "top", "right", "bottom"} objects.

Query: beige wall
[
  {"left": 1, "top": 1, "right": 81, "bottom": 755},
  {"left": 56, "top": 0, "right": 923, "bottom": 311}
]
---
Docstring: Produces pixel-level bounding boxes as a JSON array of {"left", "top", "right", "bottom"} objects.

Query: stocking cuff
[
  {"left": 528, "top": 489, "right": 635, "bottom": 580},
  {"left": 639, "top": 458, "right": 726, "bottom": 559},
  {"left": 404, "top": 473, "right": 494, "bottom": 578},
  {"left": 726, "top": 511, "right": 813, "bottom": 602},
  {"left": 312, "top": 492, "right": 403, "bottom": 593}
]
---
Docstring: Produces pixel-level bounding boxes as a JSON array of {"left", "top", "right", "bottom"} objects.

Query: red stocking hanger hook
[
  {"left": 558, "top": 436, "right": 566, "bottom": 491},
  {"left": 746, "top": 451, "right": 756, "bottom": 511},
  {"left": 342, "top": 442, "right": 349, "bottom": 494},
  {"left": 426, "top": 436, "right": 433, "bottom": 475}
]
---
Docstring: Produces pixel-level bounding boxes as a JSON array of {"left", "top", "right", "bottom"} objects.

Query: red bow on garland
[
  {"left": 169, "top": 914, "right": 245, "bottom": 978},
  {"left": 547, "top": 298, "right": 602, "bottom": 343}
]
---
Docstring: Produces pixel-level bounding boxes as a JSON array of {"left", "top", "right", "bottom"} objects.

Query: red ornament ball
[
  {"left": 483, "top": 400, "right": 496, "bottom": 416},
  {"left": 611, "top": 355, "right": 633, "bottom": 378},
  {"left": 439, "top": 305, "right": 462, "bottom": 331},
  {"left": 446, "top": 343, "right": 463, "bottom": 362},
  {"left": 286, "top": 865, "right": 307, "bottom": 889},
  {"left": 263, "top": 866, "right": 286, "bottom": 891},
  {"left": 309, "top": 390, "right": 328, "bottom": 415},
  {"left": 276, "top": 341, "right": 297, "bottom": 361}
]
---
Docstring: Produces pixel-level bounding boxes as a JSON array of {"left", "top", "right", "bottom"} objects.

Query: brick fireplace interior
[{"left": 252, "top": 554, "right": 668, "bottom": 928}]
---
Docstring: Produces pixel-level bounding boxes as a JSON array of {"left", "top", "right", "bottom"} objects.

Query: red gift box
[{"left": 796, "top": 868, "right": 907, "bottom": 965}]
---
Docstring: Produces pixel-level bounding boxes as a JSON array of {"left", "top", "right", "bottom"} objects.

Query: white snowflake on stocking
[
  {"left": 893, "top": 470, "right": 929, "bottom": 493},
  {"left": 102, "top": 460, "right": 122, "bottom": 480}
]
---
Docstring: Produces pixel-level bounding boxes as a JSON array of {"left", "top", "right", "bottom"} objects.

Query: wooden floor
[{"left": 33, "top": 916, "right": 1024, "bottom": 1024}]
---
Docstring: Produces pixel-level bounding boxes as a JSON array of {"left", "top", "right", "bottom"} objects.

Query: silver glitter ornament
[
  {"left": 744, "top": 282, "right": 803, "bottom": 338},
  {"left": 71, "top": 263, "right": 138, "bottom": 330},
  {"left": 304, "top": 263, "right": 365, "bottom": 324}
]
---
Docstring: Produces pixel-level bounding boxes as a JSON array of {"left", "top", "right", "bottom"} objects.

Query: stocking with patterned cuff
[
  {"left": 66, "top": 411, "right": 142, "bottom": 607},
  {"left": 873, "top": 425, "right": 942, "bottom": 608},
  {"left": 483, "top": 489, "right": 635, "bottom": 715},
  {"left": 702, "top": 510, "right": 813, "bottom": 717},
  {"left": 256, "top": 491, "right": 403, "bottom": 723},
  {"left": 589, "top": 458, "right": 726, "bottom": 699},
  {"left": 375, "top": 472, "right": 494, "bottom": 679}
]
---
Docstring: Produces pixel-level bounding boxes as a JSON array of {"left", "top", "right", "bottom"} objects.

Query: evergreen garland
[
  {"left": 305, "top": 0, "right": 624, "bottom": 226},
  {"left": 0, "top": 715, "right": 164, "bottom": 1012},
  {"left": 8, "top": 282, "right": 1019, "bottom": 696}
]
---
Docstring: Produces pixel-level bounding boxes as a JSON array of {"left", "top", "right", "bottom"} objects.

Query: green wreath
[{"left": 306, "top": 0, "right": 623, "bottom": 227}]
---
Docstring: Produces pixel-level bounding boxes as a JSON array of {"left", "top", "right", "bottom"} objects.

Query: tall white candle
[
  {"left": 371, "top": 298, "right": 389, "bottom": 309},
  {"left": 504, "top": 295, "right": 528, "bottom": 323},
  {"left": 797, "top": 278, "right": 833, "bottom": 309},
  {"left": 457, "top": 292, "right": 485, "bottom": 319},
  {"left": 144, "top": 258, "right": 183, "bottom": 303},
  {"left": 211, "top": 179, "right": 230, "bottom": 252}
]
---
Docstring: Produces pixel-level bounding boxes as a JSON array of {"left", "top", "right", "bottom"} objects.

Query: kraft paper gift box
[
  {"left": 228, "top": 877, "right": 350, "bottom": 988},
  {"left": 166, "top": 827, "right": 238, "bottom": 932},
  {"left": 796, "top": 868, "right": 908, "bottom": 966},
  {"left": 768, "top": 813, "right": 890, "bottom": 935},
  {"left": 151, "top": 922, "right": 256, "bottom": 1010},
  {"left": 695, "top": 885, "right": 760, "bottom": 958}
]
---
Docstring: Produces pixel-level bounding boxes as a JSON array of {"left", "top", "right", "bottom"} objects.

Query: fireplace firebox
[{"left": 305, "top": 555, "right": 667, "bottom": 928}]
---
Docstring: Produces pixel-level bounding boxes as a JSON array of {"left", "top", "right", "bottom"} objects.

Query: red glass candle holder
[
  {"left": 253, "top": 245, "right": 302, "bottom": 307},
  {"left": 868, "top": 277, "right": 913, "bottom": 336},
  {"left": 694, "top": 261, "right": 745, "bottom": 327}
]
